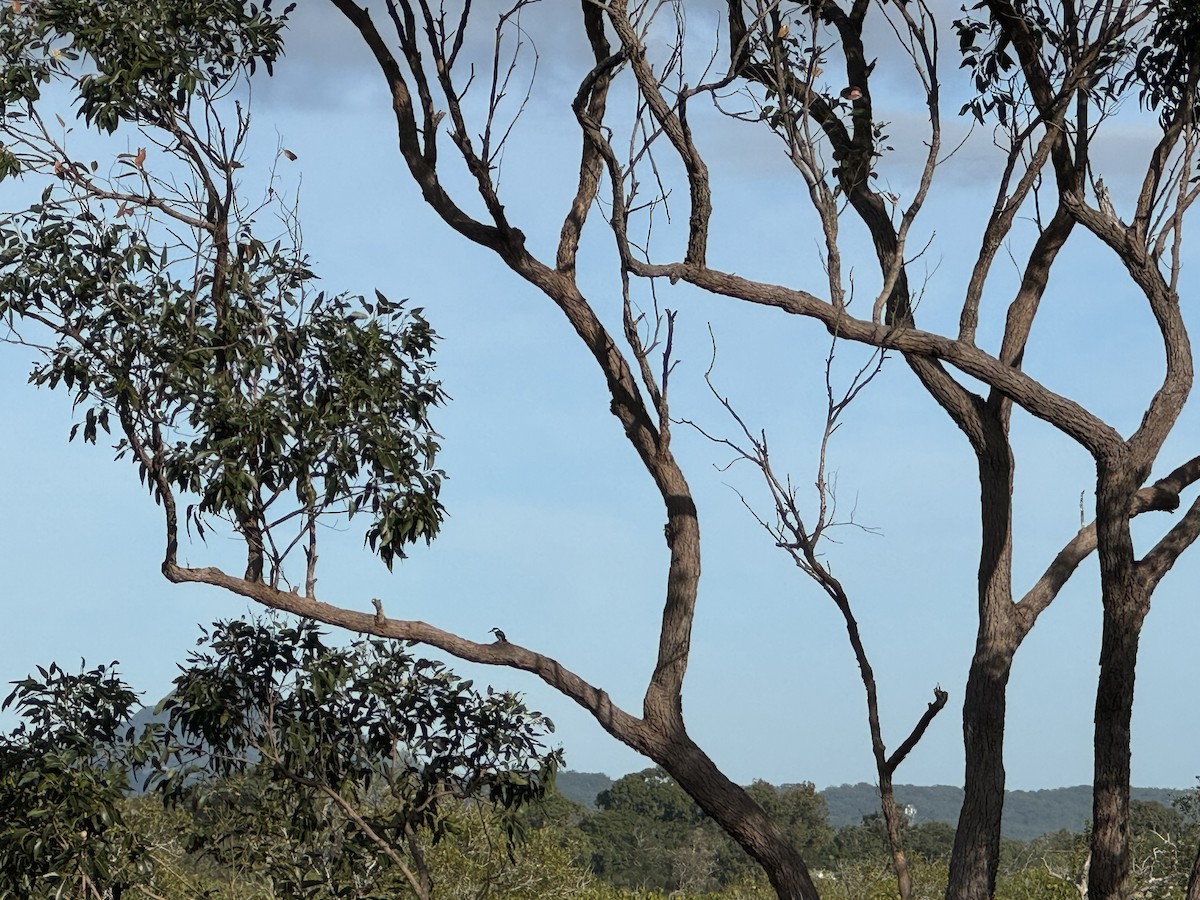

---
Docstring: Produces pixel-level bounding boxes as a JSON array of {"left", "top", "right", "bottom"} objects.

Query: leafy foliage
[
  {"left": 0, "top": 619, "right": 563, "bottom": 899},
  {"left": 952, "top": 6, "right": 1023, "bottom": 128},
  {"left": 0, "top": 0, "right": 292, "bottom": 131},
  {"left": 0, "top": 0, "right": 445, "bottom": 581},
  {"left": 1127, "top": 0, "right": 1200, "bottom": 127},
  {"left": 0, "top": 196, "right": 446, "bottom": 573},
  {"left": 0, "top": 661, "right": 159, "bottom": 899},
  {"left": 0, "top": 201, "right": 447, "bottom": 574},
  {"left": 951, "top": 0, "right": 1195, "bottom": 132},
  {"left": 578, "top": 769, "right": 833, "bottom": 894},
  {"left": 156, "top": 617, "right": 561, "bottom": 896},
  {"left": 3, "top": 665, "right": 1198, "bottom": 900},
  {"left": 745, "top": 780, "right": 835, "bottom": 866}
]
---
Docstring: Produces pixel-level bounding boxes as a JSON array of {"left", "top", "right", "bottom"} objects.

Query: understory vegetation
[
  {"left": 12, "top": 769, "right": 1200, "bottom": 900},
  {"left": 96, "top": 782, "right": 1200, "bottom": 899},
  {"left": 2, "top": 635, "right": 1197, "bottom": 900}
]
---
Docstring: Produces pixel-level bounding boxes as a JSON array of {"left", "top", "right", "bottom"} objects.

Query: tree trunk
[
  {"left": 658, "top": 733, "right": 823, "bottom": 900},
  {"left": 1088, "top": 466, "right": 1143, "bottom": 900},
  {"left": 880, "top": 769, "right": 914, "bottom": 900},
  {"left": 948, "top": 659, "right": 1012, "bottom": 900},
  {"left": 948, "top": 412, "right": 1018, "bottom": 900},
  {"left": 1186, "top": 832, "right": 1200, "bottom": 900},
  {"left": 1088, "top": 604, "right": 1143, "bottom": 900}
]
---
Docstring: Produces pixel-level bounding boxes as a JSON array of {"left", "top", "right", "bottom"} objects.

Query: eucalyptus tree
[
  {"left": 302, "top": 3, "right": 1200, "bottom": 899},
  {"left": 159, "top": 617, "right": 561, "bottom": 900},
  {"left": 0, "top": 619, "right": 560, "bottom": 900},
  {"left": 3, "top": 3, "right": 1200, "bottom": 900},
  {"left": 0, "top": 662, "right": 159, "bottom": 899}
]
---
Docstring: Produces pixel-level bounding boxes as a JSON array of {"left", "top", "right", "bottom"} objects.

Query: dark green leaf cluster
[
  {"left": 0, "top": 196, "right": 447, "bottom": 575},
  {"left": 953, "top": 4, "right": 1022, "bottom": 127},
  {"left": 0, "top": 662, "right": 160, "bottom": 899},
  {"left": 0, "top": 3, "right": 64, "bottom": 117},
  {"left": 953, "top": 1, "right": 1139, "bottom": 128},
  {"left": 0, "top": 0, "right": 293, "bottom": 132},
  {"left": 1126, "top": 0, "right": 1200, "bottom": 128},
  {"left": 153, "top": 617, "right": 560, "bottom": 894},
  {"left": 1, "top": 0, "right": 445, "bottom": 585},
  {"left": 1, "top": 620, "right": 562, "bottom": 898}
]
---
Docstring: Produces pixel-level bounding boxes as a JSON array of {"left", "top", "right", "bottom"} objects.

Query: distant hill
[
  {"left": 127, "top": 701, "right": 166, "bottom": 733},
  {"left": 132, "top": 721, "right": 1185, "bottom": 842},
  {"left": 556, "top": 771, "right": 1187, "bottom": 841},
  {"left": 822, "top": 783, "right": 1187, "bottom": 841},
  {"left": 557, "top": 770, "right": 613, "bottom": 809},
  {"left": 123, "top": 717, "right": 620, "bottom": 810}
]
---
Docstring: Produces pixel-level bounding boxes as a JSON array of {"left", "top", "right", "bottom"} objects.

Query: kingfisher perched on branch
[{"left": 489, "top": 627, "right": 507, "bottom": 643}]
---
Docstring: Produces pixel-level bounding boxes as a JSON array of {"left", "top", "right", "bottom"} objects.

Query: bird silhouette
[{"left": 489, "top": 627, "right": 507, "bottom": 643}]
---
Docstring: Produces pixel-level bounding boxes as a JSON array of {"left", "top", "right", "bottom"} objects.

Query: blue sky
[{"left": 3, "top": 2, "right": 1199, "bottom": 795}]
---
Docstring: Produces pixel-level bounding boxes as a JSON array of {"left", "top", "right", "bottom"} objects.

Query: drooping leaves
[
  {"left": 0, "top": 202, "right": 447, "bottom": 575},
  {"left": 155, "top": 617, "right": 561, "bottom": 893},
  {"left": 0, "top": 622, "right": 562, "bottom": 898},
  {"left": 952, "top": 1, "right": 1199, "bottom": 133},
  {"left": 0, "top": 0, "right": 294, "bottom": 131},
  {"left": 0, "top": 662, "right": 161, "bottom": 898},
  {"left": 0, "top": 0, "right": 445, "bottom": 579}
]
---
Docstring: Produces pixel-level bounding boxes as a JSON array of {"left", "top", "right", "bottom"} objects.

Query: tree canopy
[{"left": 3, "top": 2, "right": 1200, "bottom": 900}]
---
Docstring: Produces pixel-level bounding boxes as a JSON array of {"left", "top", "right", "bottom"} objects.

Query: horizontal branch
[
  {"left": 630, "top": 260, "right": 1122, "bottom": 458},
  {"left": 161, "top": 561, "right": 649, "bottom": 753},
  {"left": 1139, "top": 493, "right": 1200, "bottom": 590}
]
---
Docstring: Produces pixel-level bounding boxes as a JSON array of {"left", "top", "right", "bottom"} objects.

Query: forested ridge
[
  {"left": 11, "top": 660, "right": 1198, "bottom": 899},
  {"left": 821, "top": 784, "right": 1187, "bottom": 841},
  {"left": 126, "top": 702, "right": 1187, "bottom": 843},
  {"left": 111, "top": 736, "right": 1190, "bottom": 841},
  {"left": 561, "top": 773, "right": 1185, "bottom": 842}
]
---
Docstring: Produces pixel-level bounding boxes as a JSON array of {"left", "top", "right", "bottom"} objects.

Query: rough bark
[
  {"left": 1089, "top": 464, "right": 1145, "bottom": 900},
  {"left": 951, "top": 661, "right": 1012, "bottom": 900},
  {"left": 135, "top": 5, "right": 1200, "bottom": 899},
  {"left": 879, "top": 769, "right": 914, "bottom": 900},
  {"left": 1187, "top": 834, "right": 1200, "bottom": 900},
  {"left": 658, "top": 735, "right": 823, "bottom": 900},
  {"left": 947, "top": 422, "right": 1013, "bottom": 899},
  {"left": 1090, "top": 601, "right": 1143, "bottom": 900}
]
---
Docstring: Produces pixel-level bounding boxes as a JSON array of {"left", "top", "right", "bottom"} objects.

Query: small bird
[{"left": 489, "top": 627, "right": 508, "bottom": 643}]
